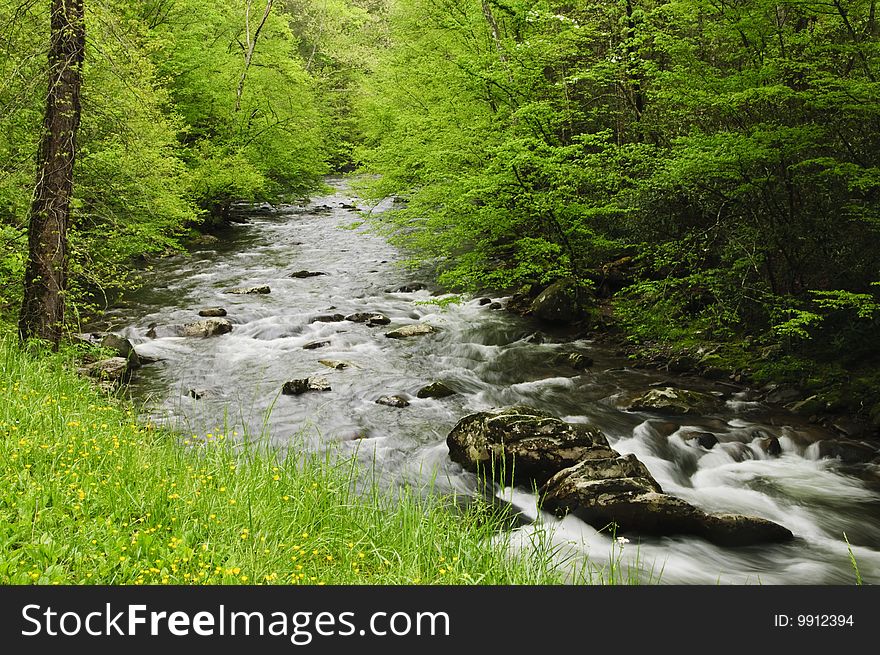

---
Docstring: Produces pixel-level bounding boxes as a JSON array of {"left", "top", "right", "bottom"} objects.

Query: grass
[
  {"left": 843, "top": 533, "right": 863, "bottom": 586},
  {"left": 0, "top": 331, "right": 580, "bottom": 585}
]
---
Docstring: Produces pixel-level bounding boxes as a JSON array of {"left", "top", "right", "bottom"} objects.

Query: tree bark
[{"left": 19, "top": 0, "right": 85, "bottom": 347}]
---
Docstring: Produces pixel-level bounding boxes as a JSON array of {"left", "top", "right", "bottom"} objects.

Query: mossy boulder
[
  {"left": 530, "top": 278, "right": 592, "bottom": 324},
  {"left": 446, "top": 406, "right": 615, "bottom": 485},
  {"left": 540, "top": 456, "right": 794, "bottom": 547},
  {"left": 625, "top": 387, "right": 720, "bottom": 416}
]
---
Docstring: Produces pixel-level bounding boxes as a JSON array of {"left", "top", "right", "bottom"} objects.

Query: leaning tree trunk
[{"left": 19, "top": 0, "right": 85, "bottom": 347}]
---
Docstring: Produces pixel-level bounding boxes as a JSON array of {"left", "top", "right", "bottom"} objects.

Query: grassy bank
[{"left": 0, "top": 333, "right": 573, "bottom": 585}]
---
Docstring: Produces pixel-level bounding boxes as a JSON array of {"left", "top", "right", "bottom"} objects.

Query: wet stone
[
  {"left": 303, "top": 340, "right": 331, "bottom": 350},
  {"left": 385, "top": 324, "right": 437, "bottom": 339},
  {"left": 282, "top": 377, "right": 331, "bottom": 395},
  {"left": 319, "top": 360, "right": 349, "bottom": 370},
  {"left": 290, "top": 271, "right": 327, "bottom": 279},
  {"left": 416, "top": 382, "right": 456, "bottom": 399},
  {"left": 224, "top": 286, "right": 270, "bottom": 295},
  {"left": 182, "top": 318, "right": 233, "bottom": 337},
  {"left": 310, "top": 314, "right": 346, "bottom": 323},
  {"left": 376, "top": 395, "right": 410, "bottom": 408}
]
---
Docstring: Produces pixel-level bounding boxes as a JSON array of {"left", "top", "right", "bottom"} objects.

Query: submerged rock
[
  {"left": 303, "top": 340, "right": 331, "bottom": 350},
  {"left": 552, "top": 352, "right": 594, "bottom": 370},
  {"left": 198, "top": 307, "right": 227, "bottom": 317},
  {"left": 182, "top": 318, "right": 233, "bottom": 337},
  {"left": 289, "top": 271, "right": 326, "bottom": 279},
  {"left": 224, "top": 285, "right": 270, "bottom": 295},
  {"left": 282, "top": 377, "right": 331, "bottom": 395},
  {"left": 416, "top": 382, "right": 456, "bottom": 399},
  {"left": 310, "top": 314, "right": 346, "bottom": 323},
  {"left": 390, "top": 282, "right": 427, "bottom": 293},
  {"left": 345, "top": 312, "right": 390, "bottom": 326},
  {"left": 319, "top": 359, "right": 349, "bottom": 370},
  {"left": 376, "top": 395, "right": 410, "bottom": 408},
  {"left": 385, "top": 324, "right": 437, "bottom": 339}
]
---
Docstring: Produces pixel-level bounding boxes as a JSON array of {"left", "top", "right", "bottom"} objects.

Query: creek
[{"left": 107, "top": 178, "right": 880, "bottom": 584}]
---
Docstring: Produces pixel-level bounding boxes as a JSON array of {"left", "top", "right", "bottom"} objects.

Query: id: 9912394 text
[{"left": 773, "top": 614, "right": 854, "bottom": 628}]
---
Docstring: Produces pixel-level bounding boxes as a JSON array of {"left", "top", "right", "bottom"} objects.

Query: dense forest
[{"left": 2, "top": 0, "right": 879, "bottom": 417}]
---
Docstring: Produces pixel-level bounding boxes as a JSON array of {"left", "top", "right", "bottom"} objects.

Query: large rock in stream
[
  {"left": 529, "top": 278, "right": 591, "bottom": 324},
  {"left": 625, "top": 387, "right": 720, "bottom": 416},
  {"left": 447, "top": 407, "right": 616, "bottom": 485},
  {"left": 385, "top": 324, "right": 437, "bottom": 339},
  {"left": 182, "top": 318, "right": 233, "bottom": 337},
  {"left": 224, "top": 285, "right": 270, "bottom": 295},
  {"left": 539, "top": 455, "right": 793, "bottom": 547},
  {"left": 447, "top": 406, "right": 793, "bottom": 546}
]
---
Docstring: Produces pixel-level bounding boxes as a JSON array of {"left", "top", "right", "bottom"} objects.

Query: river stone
[
  {"left": 625, "top": 387, "right": 719, "bottom": 416},
  {"left": 303, "top": 340, "right": 331, "bottom": 350},
  {"left": 182, "top": 318, "right": 233, "bottom": 337},
  {"left": 376, "top": 395, "right": 410, "bottom": 408},
  {"left": 530, "top": 278, "right": 590, "bottom": 324},
  {"left": 552, "top": 352, "right": 593, "bottom": 370},
  {"left": 416, "top": 382, "right": 456, "bottom": 399},
  {"left": 759, "top": 436, "right": 782, "bottom": 457},
  {"left": 290, "top": 271, "right": 326, "bottom": 278},
  {"left": 77, "top": 357, "right": 130, "bottom": 384},
  {"left": 198, "top": 307, "right": 227, "bottom": 317},
  {"left": 680, "top": 431, "right": 719, "bottom": 450},
  {"left": 446, "top": 406, "right": 615, "bottom": 485},
  {"left": 345, "top": 312, "right": 390, "bottom": 326},
  {"left": 815, "top": 439, "right": 878, "bottom": 465},
  {"left": 390, "top": 282, "right": 427, "bottom": 293},
  {"left": 189, "top": 388, "right": 207, "bottom": 400},
  {"left": 224, "top": 285, "right": 270, "bottom": 294},
  {"left": 310, "top": 314, "right": 345, "bottom": 323},
  {"left": 319, "top": 359, "right": 349, "bottom": 370},
  {"left": 282, "top": 377, "right": 331, "bottom": 395},
  {"left": 385, "top": 324, "right": 437, "bottom": 339},
  {"left": 786, "top": 394, "right": 828, "bottom": 416},
  {"left": 75, "top": 332, "right": 141, "bottom": 368},
  {"left": 539, "top": 457, "right": 793, "bottom": 547},
  {"left": 190, "top": 234, "right": 219, "bottom": 246}
]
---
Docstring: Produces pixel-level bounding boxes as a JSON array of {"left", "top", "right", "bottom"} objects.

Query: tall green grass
[{"left": 0, "top": 332, "right": 579, "bottom": 585}]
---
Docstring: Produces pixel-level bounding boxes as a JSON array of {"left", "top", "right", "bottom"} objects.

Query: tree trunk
[
  {"left": 235, "top": 0, "right": 273, "bottom": 112},
  {"left": 18, "top": 0, "right": 85, "bottom": 347}
]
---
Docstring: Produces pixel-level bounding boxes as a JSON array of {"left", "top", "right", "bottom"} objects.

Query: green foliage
[
  {"left": 0, "top": 0, "right": 356, "bottom": 327},
  {"left": 356, "top": 0, "right": 879, "bottom": 412}
]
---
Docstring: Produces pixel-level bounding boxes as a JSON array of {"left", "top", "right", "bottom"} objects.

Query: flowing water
[{"left": 105, "top": 178, "right": 880, "bottom": 584}]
